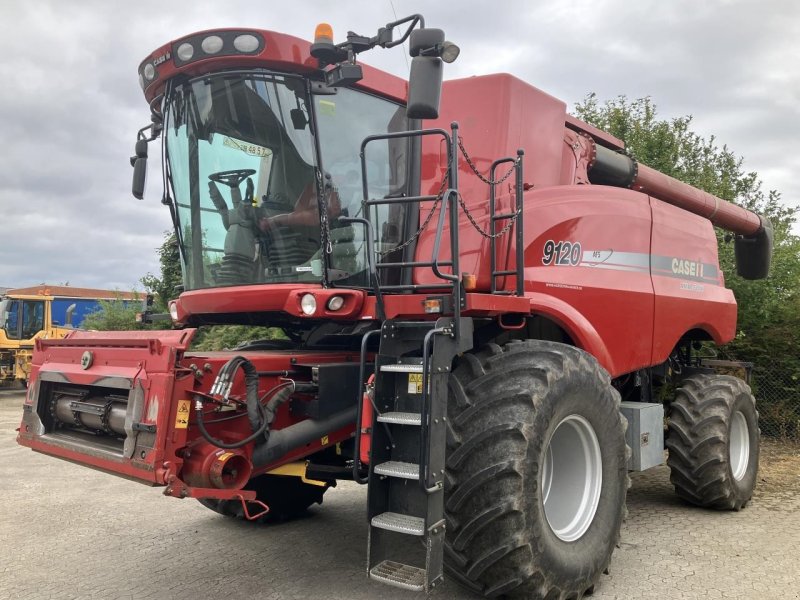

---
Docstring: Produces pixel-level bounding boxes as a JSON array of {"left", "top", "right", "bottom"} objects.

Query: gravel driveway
[{"left": 1, "top": 389, "right": 798, "bottom": 599}]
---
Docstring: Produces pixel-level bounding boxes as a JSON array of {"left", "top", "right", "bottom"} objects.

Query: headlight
[
  {"left": 143, "top": 63, "right": 156, "bottom": 81},
  {"left": 300, "top": 294, "right": 317, "bottom": 316},
  {"left": 233, "top": 34, "right": 260, "bottom": 53},
  {"left": 169, "top": 301, "right": 179, "bottom": 321},
  {"left": 326, "top": 296, "right": 344, "bottom": 311},
  {"left": 201, "top": 35, "right": 224, "bottom": 54},
  {"left": 176, "top": 42, "right": 194, "bottom": 61}
]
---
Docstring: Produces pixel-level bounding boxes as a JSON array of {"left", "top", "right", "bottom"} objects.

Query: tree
[
  {"left": 82, "top": 296, "right": 142, "bottom": 331},
  {"left": 574, "top": 94, "right": 800, "bottom": 435},
  {"left": 141, "top": 232, "right": 183, "bottom": 310}
]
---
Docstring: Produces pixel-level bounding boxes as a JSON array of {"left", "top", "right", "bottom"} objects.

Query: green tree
[
  {"left": 574, "top": 94, "right": 800, "bottom": 435},
  {"left": 141, "top": 232, "right": 183, "bottom": 310},
  {"left": 82, "top": 296, "right": 142, "bottom": 331}
]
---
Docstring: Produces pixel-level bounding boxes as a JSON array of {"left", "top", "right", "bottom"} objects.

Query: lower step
[
  {"left": 370, "top": 560, "right": 426, "bottom": 592},
  {"left": 373, "top": 461, "right": 420, "bottom": 480},
  {"left": 371, "top": 511, "right": 425, "bottom": 535}
]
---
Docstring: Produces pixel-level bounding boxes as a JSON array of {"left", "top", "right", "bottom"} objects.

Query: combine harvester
[{"left": 18, "top": 15, "right": 772, "bottom": 599}]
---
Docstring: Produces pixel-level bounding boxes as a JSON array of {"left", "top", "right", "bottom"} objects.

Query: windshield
[
  {"left": 0, "top": 299, "right": 43, "bottom": 340},
  {"left": 164, "top": 70, "right": 409, "bottom": 291}
]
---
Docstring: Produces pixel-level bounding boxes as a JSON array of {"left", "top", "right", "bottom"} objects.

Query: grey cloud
[{"left": 0, "top": 0, "right": 796, "bottom": 289}]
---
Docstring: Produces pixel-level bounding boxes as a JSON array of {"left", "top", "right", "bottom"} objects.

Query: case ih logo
[{"left": 671, "top": 258, "right": 704, "bottom": 278}]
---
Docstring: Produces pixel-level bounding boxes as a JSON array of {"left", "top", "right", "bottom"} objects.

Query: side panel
[
  {"left": 520, "top": 186, "right": 655, "bottom": 377},
  {"left": 649, "top": 199, "right": 737, "bottom": 362},
  {"left": 51, "top": 298, "right": 104, "bottom": 328}
]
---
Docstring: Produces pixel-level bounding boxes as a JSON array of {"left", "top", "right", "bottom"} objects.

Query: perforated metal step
[
  {"left": 373, "top": 460, "right": 420, "bottom": 480},
  {"left": 377, "top": 411, "right": 422, "bottom": 426},
  {"left": 379, "top": 363, "right": 424, "bottom": 373},
  {"left": 371, "top": 512, "right": 425, "bottom": 536},
  {"left": 369, "top": 560, "right": 426, "bottom": 592}
]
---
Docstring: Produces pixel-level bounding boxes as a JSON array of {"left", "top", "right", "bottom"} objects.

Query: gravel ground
[{"left": 1, "top": 389, "right": 798, "bottom": 599}]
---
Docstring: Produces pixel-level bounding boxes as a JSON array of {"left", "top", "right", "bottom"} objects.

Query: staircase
[{"left": 365, "top": 318, "right": 473, "bottom": 592}]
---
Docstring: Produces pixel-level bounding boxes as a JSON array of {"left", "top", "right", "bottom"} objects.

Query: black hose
[{"left": 194, "top": 380, "right": 295, "bottom": 450}]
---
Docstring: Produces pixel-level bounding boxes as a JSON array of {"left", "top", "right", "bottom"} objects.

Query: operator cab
[{"left": 164, "top": 70, "right": 411, "bottom": 291}]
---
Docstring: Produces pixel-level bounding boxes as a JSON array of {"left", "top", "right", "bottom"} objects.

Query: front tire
[
  {"left": 666, "top": 374, "right": 759, "bottom": 510},
  {"left": 198, "top": 474, "right": 331, "bottom": 523},
  {"left": 445, "top": 340, "right": 628, "bottom": 599}
]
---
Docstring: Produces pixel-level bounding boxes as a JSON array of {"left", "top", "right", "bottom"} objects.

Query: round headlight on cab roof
[
  {"left": 176, "top": 42, "right": 195, "bottom": 62},
  {"left": 201, "top": 35, "right": 224, "bottom": 54},
  {"left": 233, "top": 34, "right": 260, "bottom": 53},
  {"left": 143, "top": 63, "right": 156, "bottom": 81}
]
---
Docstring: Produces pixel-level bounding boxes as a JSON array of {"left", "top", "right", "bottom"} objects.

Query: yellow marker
[
  {"left": 320, "top": 435, "right": 329, "bottom": 446},
  {"left": 408, "top": 373, "right": 423, "bottom": 395},
  {"left": 174, "top": 399, "right": 191, "bottom": 429}
]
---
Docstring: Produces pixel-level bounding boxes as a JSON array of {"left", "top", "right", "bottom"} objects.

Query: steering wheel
[{"left": 208, "top": 169, "right": 256, "bottom": 188}]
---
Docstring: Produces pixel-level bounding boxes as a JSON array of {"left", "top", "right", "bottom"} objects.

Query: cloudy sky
[{"left": 0, "top": 0, "right": 797, "bottom": 290}]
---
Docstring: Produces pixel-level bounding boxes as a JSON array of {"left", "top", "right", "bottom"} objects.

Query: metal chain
[
  {"left": 456, "top": 138, "right": 521, "bottom": 239},
  {"left": 378, "top": 162, "right": 451, "bottom": 256},
  {"left": 458, "top": 137, "right": 517, "bottom": 185}
]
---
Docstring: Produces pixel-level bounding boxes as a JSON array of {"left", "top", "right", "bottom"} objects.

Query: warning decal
[
  {"left": 408, "top": 373, "right": 423, "bottom": 395},
  {"left": 174, "top": 399, "right": 191, "bottom": 429}
]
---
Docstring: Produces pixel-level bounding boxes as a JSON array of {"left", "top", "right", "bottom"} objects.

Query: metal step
[
  {"left": 369, "top": 560, "right": 426, "bottom": 592},
  {"left": 379, "top": 363, "right": 424, "bottom": 373},
  {"left": 374, "top": 460, "right": 420, "bottom": 480},
  {"left": 377, "top": 411, "right": 422, "bottom": 426},
  {"left": 371, "top": 512, "right": 425, "bottom": 536}
]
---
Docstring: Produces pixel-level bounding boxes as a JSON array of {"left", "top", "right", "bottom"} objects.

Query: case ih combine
[{"left": 18, "top": 15, "right": 773, "bottom": 599}]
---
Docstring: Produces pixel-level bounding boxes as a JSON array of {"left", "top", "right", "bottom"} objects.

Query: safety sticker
[
  {"left": 174, "top": 399, "right": 191, "bottom": 429},
  {"left": 320, "top": 435, "right": 329, "bottom": 446},
  {"left": 408, "top": 373, "right": 423, "bottom": 395}
]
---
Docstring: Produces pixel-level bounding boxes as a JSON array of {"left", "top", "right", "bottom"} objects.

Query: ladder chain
[
  {"left": 457, "top": 138, "right": 521, "bottom": 240},
  {"left": 378, "top": 163, "right": 451, "bottom": 256},
  {"left": 458, "top": 137, "right": 518, "bottom": 185}
]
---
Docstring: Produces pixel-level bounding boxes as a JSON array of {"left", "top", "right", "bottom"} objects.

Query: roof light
[
  {"left": 201, "top": 35, "right": 224, "bottom": 54},
  {"left": 314, "top": 23, "right": 334, "bottom": 45},
  {"left": 143, "top": 63, "right": 156, "bottom": 81},
  {"left": 176, "top": 42, "right": 194, "bottom": 62},
  {"left": 326, "top": 296, "right": 345, "bottom": 311},
  {"left": 233, "top": 34, "right": 260, "bottom": 53},
  {"left": 300, "top": 294, "right": 317, "bottom": 316},
  {"left": 169, "top": 301, "right": 179, "bottom": 321}
]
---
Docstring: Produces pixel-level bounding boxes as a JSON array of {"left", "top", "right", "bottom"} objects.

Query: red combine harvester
[{"left": 18, "top": 15, "right": 773, "bottom": 599}]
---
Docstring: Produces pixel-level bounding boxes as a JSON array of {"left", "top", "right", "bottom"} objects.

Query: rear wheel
[
  {"left": 445, "top": 340, "right": 628, "bottom": 599},
  {"left": 666, "top": 374, "right": 759, "bottom": 510},
  {"left": 198, "top": 473, "right": 332, "bottom": 523}
]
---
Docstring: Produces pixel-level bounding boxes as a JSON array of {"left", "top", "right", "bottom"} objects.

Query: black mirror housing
[
  {"left": 409, "top": 28, "right": 444, "bottom": 57},
  {"left": 132, "top": 157, "right": 148, "bottom": 199},
  {"left": 407, "top": 56, "right": 442, "bottom": 119}
]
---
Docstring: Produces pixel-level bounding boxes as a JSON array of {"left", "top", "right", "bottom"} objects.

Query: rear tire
[
  {"left": 444, "top": 340, "right": 628, "bottom": 599},
  {"left": 198, "top": 474, "right": 331, "bottom": 523},
  {"left": 666, "top": 374, "right": 759, "bottom": 510}
]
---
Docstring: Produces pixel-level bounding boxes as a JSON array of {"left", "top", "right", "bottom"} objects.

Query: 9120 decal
[{"left": 542, "top": 240, "right": 582, "bottom": 266}]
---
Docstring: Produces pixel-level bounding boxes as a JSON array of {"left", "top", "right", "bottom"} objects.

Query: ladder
[{"left": 365, "top": 317, "right": 473, "bottom": 592}]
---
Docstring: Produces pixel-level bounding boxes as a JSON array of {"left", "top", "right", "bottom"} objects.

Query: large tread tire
[
  {"left": 666, "top": 374, "right": 759, "bottom": 510},
  {"left": 444, "top": 340, "right": 628, "bottom": 599},
  {"left": 198, "top": 474, "right": 331, "bottom": 523}
]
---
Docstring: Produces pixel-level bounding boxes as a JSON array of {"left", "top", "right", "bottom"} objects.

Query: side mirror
[
  {"left": 132, "top": 157, "right": 148, "bottom": 199},
  {"left": 407, "top": 56, "right": 442, "bottom": 119},
  {"left": 131, "top": 138, "right": 149, "bottom": 199}
]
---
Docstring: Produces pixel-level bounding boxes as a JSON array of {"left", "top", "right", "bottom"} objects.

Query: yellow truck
[{"left": 0, "top": 286, "right": 138, "bottom": 387}]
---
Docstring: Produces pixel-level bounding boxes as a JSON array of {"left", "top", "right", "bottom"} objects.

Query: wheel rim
[
  {"left": 541, "top": 414, "right": 603, "bottom": 542},
  {"left": 729, "top": 410, "right": 750, "bottom": 481}
]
